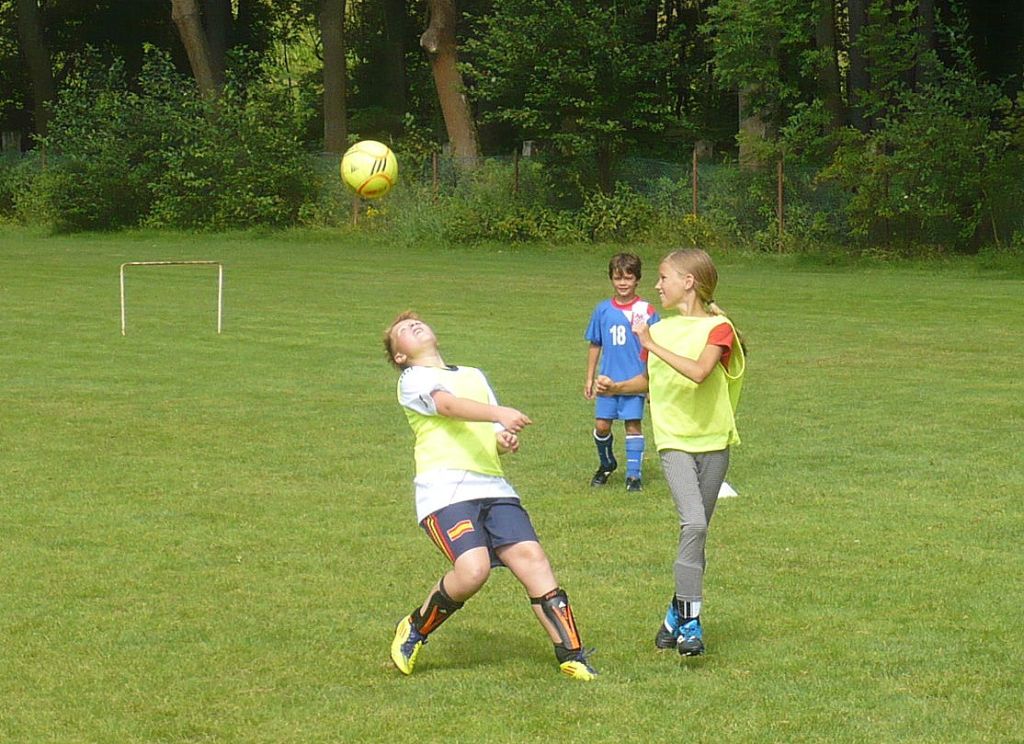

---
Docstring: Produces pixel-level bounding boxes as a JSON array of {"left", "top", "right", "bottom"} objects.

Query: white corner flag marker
[{"left": 718, "top": 481, "right": 738, "bottom": 498}]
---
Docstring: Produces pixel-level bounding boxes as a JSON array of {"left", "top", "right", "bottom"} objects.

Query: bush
[
  {"left": 0, "top": 154, "right": 43, "bottom": 222},
  {"left": 147, "top": 83, "right": 314, "bottom": 230},
  {"left": 435, "top": 159, "right": 584, "bottom": 244},
  {"left": 21, "top": 48, "right": 314, "bottom": 232},
  {"left": 578, "top": 183, "right": 655, "bottom": 242},
  {"left": 30, "top": 57, "right": 163, "bottom": 231}
]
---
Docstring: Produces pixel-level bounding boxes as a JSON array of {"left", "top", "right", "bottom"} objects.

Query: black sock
[{"left": 411, "top": 578, "right": 464, "bottom": 636}]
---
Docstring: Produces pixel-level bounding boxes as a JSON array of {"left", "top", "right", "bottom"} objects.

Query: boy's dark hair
[{"left": 608, "top": 253, "right": 642, "bottom": 280}]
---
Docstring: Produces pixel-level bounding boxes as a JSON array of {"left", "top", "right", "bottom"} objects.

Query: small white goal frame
[{"left": 119, "top": 260, "right": 223, "bottom": 336}]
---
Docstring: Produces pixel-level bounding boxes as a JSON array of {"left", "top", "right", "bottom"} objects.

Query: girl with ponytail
[{"left": 595, "top": 248, "right": 746, "bottom": 657}]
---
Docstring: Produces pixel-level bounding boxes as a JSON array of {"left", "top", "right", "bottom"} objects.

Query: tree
[
  {"left": 380, "top": 0, "right": 408, "bottom": 117},
  {"left": 814, "top": 0, "right": 845, "bottom": 129},
  {"left": 465, "top": 0, "right": 675, "bottom": 190},
  {"left": 420, "top": 0, "right": 479, "bottom": 168},
  {"left": 15, "top": 0, "right": 54, "bottom": 136},
  {"left": 319, "top": 0, "right": 347, "bottom": 152},
  {"left": 203, "top": 0, "right": 231, "bottom": 86},
  {"left": 708, "top": 0, "right": 815, "bottom": 165},
  {"left": 170, "top": 0, "right": 219, "bottom": 99},
  {"left": 846, "top": 0, "right": 870, "bottom": 130}
]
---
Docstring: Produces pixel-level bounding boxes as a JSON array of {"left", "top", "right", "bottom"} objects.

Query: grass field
[{"left": 1, "top": 227, "right": 1022, "bottom": 743}]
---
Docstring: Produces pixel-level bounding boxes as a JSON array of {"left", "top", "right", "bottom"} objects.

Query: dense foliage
[
  {"left": 7, "top": 49, "right": 313, "bottom": 232},
  {"left": 1, "top": 0, "right": 1023, "bottom": 252}
]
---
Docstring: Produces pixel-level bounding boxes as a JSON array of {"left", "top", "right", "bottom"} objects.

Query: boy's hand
[
  {"left": 495, "top": 406, "right": 532, "bottom": 434},
  {"left": 496, "top": 430, "right": 520, "bottom": 454},
  {"left": 594, "top": 374, "right": 616, "bottom": 395},
  {"left": 584, "top": 378, "right": 595, "bottom": 400}
]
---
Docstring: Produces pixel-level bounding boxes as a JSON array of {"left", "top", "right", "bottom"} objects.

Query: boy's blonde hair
[{"left": 383, "top": 310, "right": 421, "bottom": 369}]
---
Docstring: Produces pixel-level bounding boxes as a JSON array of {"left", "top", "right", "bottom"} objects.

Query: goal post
[{"left": 119, "top": 260, "right": 224, "bottom": 336}]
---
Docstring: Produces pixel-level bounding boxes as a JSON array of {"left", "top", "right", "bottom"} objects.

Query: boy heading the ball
[
  {"left": 384, "top": 311, "right": 598, "bottom": 681},
  {"left": 583, "top": 253, "right": 659, "bottom": 492}
]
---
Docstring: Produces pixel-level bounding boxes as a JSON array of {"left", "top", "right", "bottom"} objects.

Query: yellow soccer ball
[{"left": 340, "top": 140, "right": 398, "bottom": 199}]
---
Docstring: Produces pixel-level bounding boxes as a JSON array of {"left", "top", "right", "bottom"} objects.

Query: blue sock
[
  {"left": 625, "top": 434, "right": 644, "bottom": 479},
  {"left": 593, "top": 430, "right": 615, "bottom": 470},
  {"left": 664, "top": 600, "right": 680, "bottom": 632}
]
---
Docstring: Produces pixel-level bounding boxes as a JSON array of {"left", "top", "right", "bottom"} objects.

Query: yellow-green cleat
[
  {"left": 390, "top": 615, "right": 426, "bottom": 675},
  {"left": 559, "top": 649, "right": 598, "bottom": 681}
]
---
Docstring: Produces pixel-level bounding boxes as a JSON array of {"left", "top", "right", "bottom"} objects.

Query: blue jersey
[{"left": 585, "top": 297, "right": 659, "bottom": 382}]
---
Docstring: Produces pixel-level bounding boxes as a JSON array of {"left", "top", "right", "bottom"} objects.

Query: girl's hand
[
  {"left": 496, "top": 430, "right": 520, "bottom": 454},
  {"left": 631, "top": 315, "right": 652, "bottom": 347},
  {"left": 593, "top": 374, "right": 615, "bottom": 395}
]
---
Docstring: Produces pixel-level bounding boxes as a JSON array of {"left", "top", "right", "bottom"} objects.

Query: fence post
[
  {"left": 513, "top": 148, "right": 520, "bottom": 197},
  {"left": 692, "top": 147, "right": 699, "bottom": 217},
  {"left": 1, "top": 130, "right": 21, "bottom": 154},
  {"left": 776, "top": 157, "right": 784, "bottom": 249},
  {"left": 432, "top": 151, "right": 439, "bottom": 200}
]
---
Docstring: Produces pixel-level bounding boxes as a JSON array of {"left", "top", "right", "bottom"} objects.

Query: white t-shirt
[{"left": 399, "top": 365, "right": 519, "bottom": 523}]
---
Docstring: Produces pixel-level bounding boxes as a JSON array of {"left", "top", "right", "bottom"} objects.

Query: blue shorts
[
  {"left": 595, "top": 394, "right": 646, "bottom": 421},
  {"left": 421, "top": 498, "right": 539, "bottom": 568}
]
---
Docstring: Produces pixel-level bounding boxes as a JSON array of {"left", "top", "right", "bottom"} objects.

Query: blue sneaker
[
  {"left": 677, "top": 617, "right": 704, "bottom": 657},
  {"left": 391, "top": 615, "right": 428, "bottom": 675},
  {"left": 654, "top": 603, "right": 680, "bottom": 649}
]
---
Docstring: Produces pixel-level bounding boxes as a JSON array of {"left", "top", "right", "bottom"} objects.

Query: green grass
[{"left": 1, "top": 227, "right": 1022, "bottom": 743}]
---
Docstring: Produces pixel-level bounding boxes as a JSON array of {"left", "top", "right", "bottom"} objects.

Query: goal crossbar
[{"left": 120, "top": 260, "right": 223, "bottom": 336}]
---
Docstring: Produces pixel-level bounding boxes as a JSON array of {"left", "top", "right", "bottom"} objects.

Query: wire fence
[
  {"left": 368, "top": 148, "right": 1024, "bottom": 250},
  {"left": 5, "top": 139, "right": 1020, "bottom": 248}
]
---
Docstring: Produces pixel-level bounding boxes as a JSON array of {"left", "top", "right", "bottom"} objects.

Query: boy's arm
[
  {"left": 584, "top": 343, "right": 601, "bottom": 399},
  {"left": 431, "top": 390, "right": 532, "bottom": 433},
  {"left": 496, "top": 430, "right": 520, "bottom": 454}
]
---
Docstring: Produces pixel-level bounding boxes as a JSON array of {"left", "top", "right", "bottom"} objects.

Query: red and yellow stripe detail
[{"left": 423, "top": 514, "right": 456, "bottom": 562}]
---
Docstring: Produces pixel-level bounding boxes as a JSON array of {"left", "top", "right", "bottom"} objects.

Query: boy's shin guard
[
  {"left": 531, "top": 588, "right": 581, "bottom": 650},
  {"left": 412, "top": 578, "right": 464, "bottom": 635}
]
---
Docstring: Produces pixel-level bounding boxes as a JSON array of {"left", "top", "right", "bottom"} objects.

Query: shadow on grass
[{"left": 381, "top": 624, "right": 563, "bottom": 677}]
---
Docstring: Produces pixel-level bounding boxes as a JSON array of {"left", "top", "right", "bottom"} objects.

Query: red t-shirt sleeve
[{"left": 707, "top": 322, "right": 734, "bottom": 369}]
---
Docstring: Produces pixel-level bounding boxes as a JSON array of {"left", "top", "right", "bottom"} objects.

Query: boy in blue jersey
[
  {"left": 384, "top": 311, "right": 598, "bottom": 681},
  {"left": 584, "top": 253, "right": 659, "bottom": 491}
]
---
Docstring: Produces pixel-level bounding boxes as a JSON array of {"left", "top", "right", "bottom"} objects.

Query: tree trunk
[
  {"left": 815, "top": 0, "right": 845, "bottom": 129},
  {"left": 320, "top": 0, "right": 348, "bottom": 153},
  {"left": 639, "top": 1, "right": 658, "bottom": 44},
  {"left": 203, "top": 0, "right": 231, "bottom": 87},
  {"left": 737, "top": 86, "right": 769, "bottom": 170},
  {"left": 171, "top": 0, "right": 220, "bottom": 99},
  {"left": 847, "top": 0, "right": 870, "bottom": 131},
  {"left": 15, "top": 0, "right": 55, "bottom": 137},
  {"left": 913, "top": 0, "right": 936, "bottom": 88},
  {"left": 235, "top": 0, "right": 266, "bottom": 53},
  {"left": 381, "top": 0, "right": 408, "bottom": 118},
  {"left": 420, "top": 0, "right": 480, "bottom": 169}
]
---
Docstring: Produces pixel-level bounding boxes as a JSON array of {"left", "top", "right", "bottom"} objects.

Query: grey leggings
[{"left": 659, "top": 448, "right": 730, "bottom": 602}]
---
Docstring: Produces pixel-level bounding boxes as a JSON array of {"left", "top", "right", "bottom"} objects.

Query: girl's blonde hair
[{"left": 661, "top": 248, "right": 747, "bottom": 352}]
